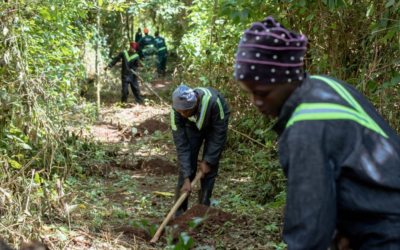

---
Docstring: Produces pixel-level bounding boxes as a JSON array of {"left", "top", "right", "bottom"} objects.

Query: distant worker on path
[
  {"left": 154, "top": 31, "right": 168, "bottom": 77},
  {"left": 236, "top": 16, "right": 400, "bottom": 250},
  {"left": 138, "top": 28, "right": 155, "bottom": 61},
  {"left": 135, "top": 28, "right": 142, "bottom": 43},
  {"left": 170, "top": 85, "right": 230, "bottom": 217},
  {"left": 105, "top": 42, "right": 143, "bottom": 105}
]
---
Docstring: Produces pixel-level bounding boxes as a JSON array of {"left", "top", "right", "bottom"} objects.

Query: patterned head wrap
[
  {"left": 172, "top": 85, "right": 197, "bottom": 110},
  {"left": 234, "top": 16, "right": 307, "bottom": 84}
]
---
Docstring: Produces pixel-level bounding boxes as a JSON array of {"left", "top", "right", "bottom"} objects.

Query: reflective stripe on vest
[
  {"left": 195, "top": 87, "right": 212, "bottom": 130},
  {"left": 287, "top": 76, "right": 388, "bottom": 138},
  {"left": 157, "top": 47, "right": 166, "bottom": 52},
  {"left": 124, "top": 50, "right": 139, "bottom": 62},
  {"left": 171, "top": 108, "right": 177, "bottom": 131},
  {"left": 217, "top": 98, "right": 224, "bottom": 120}
]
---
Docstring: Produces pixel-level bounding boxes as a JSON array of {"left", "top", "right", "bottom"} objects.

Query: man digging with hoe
[{"left": 171, "top": 85, "right": 231, "bottom": 218}]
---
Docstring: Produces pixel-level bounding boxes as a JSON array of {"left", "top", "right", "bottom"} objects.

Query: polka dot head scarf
[{"left": 234, "top": 16, "right": 308, "bottom": 84}]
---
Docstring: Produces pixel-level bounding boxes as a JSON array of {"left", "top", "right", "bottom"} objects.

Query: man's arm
[
  {"left": 171, "top": 108, "right": 192, "bottom": 181},
  {"left": 106, "top": 51, "right": 123, "bottom": 69},
  {"left": 280, "top": 121, "right": 336, "bottom": 250},
  {"left": 202, "top": 100, "right": 229, "bottom": 165}
]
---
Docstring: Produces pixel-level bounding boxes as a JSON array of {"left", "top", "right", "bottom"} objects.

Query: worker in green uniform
[
  {"left": 138, "top": 28, "right": 155, "bottom": 61},
  {"left": 154, "top": 31, "right": 168, "bottom": 77}
]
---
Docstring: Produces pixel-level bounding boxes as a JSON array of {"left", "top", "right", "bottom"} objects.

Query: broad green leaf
[
  {"left": 40, "top": 10, "right": 51, "bottom": 20},
  {"left": 239, "top": 9, "right": 248, "bottom": 20},
  {"left": 385, "top": 0, "right": 395, "bottom": 8},
  {"left": 366, "top": 5, "right": 374, "bottom": 17},
  {"left": 34, "top": 173, "right": 40, "bottom": 184},
  {"left": 17, "top": 143, "right": 32, "bottom": 150},
  {"left": 66, "top": 204, "right": 79, "bottom": 214},
  {"left": 8, "top": 159, "right": 21, "bottom": 169},
  {"left": 98, "top": 0, "right": 103, "bottom": 7},
  {"left": 57, "top": 230, "right": 68, "bottom": 241},
  {"left": 306, "top": 15, "right": 314, "bottom": 21}
]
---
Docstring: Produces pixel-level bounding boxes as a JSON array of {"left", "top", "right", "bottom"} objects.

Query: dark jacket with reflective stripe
[
  {"left": 273, "top": 74, "right": 400, "bottom": 249},
  {"left": 171, "top": 87, "right": 230, "bottom": 179},
  {"left": 138, "top": 35, "right": 155, "bottom": 53},
  {"left": 154, "top": 36, "right": 167, "bottom": 56},
  {"left": 108, "top": 50, "right": 139, "bottom": 82}
]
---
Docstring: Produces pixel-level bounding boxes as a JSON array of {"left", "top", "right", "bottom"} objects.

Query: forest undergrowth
[
  {"left": 0, "top": 54, "right": 285, "bottom": 249},
  {"left": 1, "top": 0, "right": 399, "bottom": 249}
]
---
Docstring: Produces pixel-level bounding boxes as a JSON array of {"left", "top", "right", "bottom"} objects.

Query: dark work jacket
[
  {"left": 171, "top": 87, "right": 230, "bottom": 179},
  {"left": 108, "top": 50, "right": 139, "bottom": 82},
  {"left": 154, "top": 36, "right": 167, "bottom": 57},
  {"left": 273, "top": 73, "right": 400, "bottom": 249},
  {"left": 135, "top": 32, "right": 142, "bottom": 42},
  {"left": 138, "top": 34, "right": 155, "bottom": 54}
]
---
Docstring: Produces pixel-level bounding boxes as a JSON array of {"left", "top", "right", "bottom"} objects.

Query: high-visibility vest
[{"left": 287, "top": 76, "right": 388, "bottom": 138}]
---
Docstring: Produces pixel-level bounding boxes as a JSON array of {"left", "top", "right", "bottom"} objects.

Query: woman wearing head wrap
[
  {"left": 105, "top": 42, "right": 143, "bottom": 105},
  {"left": 237, "top": 16, "right": 400, "bottom": 249},
  {"left": 171, "top": 85, "right": 230, "bottom": 217}
]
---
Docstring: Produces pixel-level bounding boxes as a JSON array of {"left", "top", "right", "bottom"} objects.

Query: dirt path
[{"left": 59, "top": 73, "right": 284, "bottom": 250}]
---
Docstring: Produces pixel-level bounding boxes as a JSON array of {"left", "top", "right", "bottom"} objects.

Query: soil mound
[
  {"left": 137, "top": 119, "right": 169, "bottom": 134},
  {"left": 135, "top": 158, "right": 178, "bottom": 176},
  {"left": 109, "top": 160, "right": 137, "bottom": 170},
  {"left": 114, "top": 226, "right": 151, "bottom": 241},
  {"left": 167, "top": 204, "right": 247, "bottom": 240}
]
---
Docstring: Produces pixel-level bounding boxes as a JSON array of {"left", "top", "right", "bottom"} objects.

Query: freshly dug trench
[
  {"left": 135, "top": 158, "right": 178, "bottom": 176},
  {"left": 166, "top": 204, "right": 248, "bottom": 240},
  {"left": 137, "top": 119, "right": 169, "bottom": 134}
]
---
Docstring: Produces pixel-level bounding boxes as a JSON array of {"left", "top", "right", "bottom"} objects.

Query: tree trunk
[
  {"left": 96, "top": 9, "right": 101, "bottom": 116},
  {"left": 132, "top": 15, "right": 135, "bottom": 41},
  {"left": 208, "top": 0, "right": 218, "bottom": 72},
  {"left": 126, "top": 12, "right": 130, "bottom": 41}
]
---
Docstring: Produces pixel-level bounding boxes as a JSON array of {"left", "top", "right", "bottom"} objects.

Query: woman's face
[{"left": 240, "top": 80, "right": 299, "bottom": 119}]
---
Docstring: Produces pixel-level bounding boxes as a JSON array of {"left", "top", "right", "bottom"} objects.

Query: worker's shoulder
[
  {"left": 300, "top": 74, "right": 351, "bottom": 105},
  {"left": 204, "top": 87, "right": 225, "bottom": 102}
]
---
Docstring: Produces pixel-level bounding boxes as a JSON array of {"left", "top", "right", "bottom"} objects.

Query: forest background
[{"left": 0, "top": 0, "right": 399, "bottom": 249}]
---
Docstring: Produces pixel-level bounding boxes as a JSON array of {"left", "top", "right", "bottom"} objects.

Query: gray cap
[{"left": 172, "top": 85, "right": 197, "bottom": 110}]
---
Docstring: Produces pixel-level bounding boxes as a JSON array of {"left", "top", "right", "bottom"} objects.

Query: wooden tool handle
[
  {"left": 150, "top": 171, "right": 203, "bottom": 243},
  {"left": 130, "top": 69, "right": 167, "bottom": 105}
]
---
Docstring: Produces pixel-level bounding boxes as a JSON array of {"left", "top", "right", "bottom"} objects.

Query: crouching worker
[
  {"left": 171, "top": 85, "right": 230, "bottom": 217},
  {"left": 236, "top": 16, "right": 400, "bottom": 249}
]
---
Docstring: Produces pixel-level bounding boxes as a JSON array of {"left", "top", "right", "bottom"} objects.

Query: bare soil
[
  {"left": 137, "top": 119, "right": 169, "bottom": 134},
  {"left": 167, "top": 204, "right": 248, "bottom": 240},
  {"left": 114, "top": 226, "right": 152, "bottom": 241},
  {"left": 99, "top": 158, "right": 177, "bottom": 177},
  {"left": 136, "top": 158, "right": 178, "bottom": 176}
]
